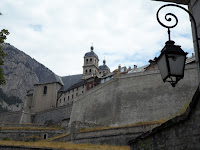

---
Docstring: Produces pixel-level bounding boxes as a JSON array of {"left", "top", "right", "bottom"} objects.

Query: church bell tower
[{"left": 82, "top": 46, "right": 99, "bottom": 79}]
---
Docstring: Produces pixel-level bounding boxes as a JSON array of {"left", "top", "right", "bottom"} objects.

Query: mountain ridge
[{"left": 0, "top": 43, "right": 55, "bottom": 112}]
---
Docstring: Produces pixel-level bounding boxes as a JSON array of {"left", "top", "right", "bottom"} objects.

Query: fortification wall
[
  {"left": 129, "top": 86, "right": 200, "bottom": 150},
  {"left": 0, "top": 129, "right": 62, "bottom": 141},
  {"left": 33, "top": 103, "right": 72, "bottom": 125},
  {"left": 55, "top": 122, "right": 160, "bottom": 145},
  {"left": 0, "top": 111, "right": 23, "bottom": 124},
  {"left": 70, "top": 63, "right": 198, "bottom": 126}
]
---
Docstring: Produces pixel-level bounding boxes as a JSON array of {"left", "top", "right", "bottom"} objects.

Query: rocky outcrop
[{"left": 0, "top": 43, "right": 54, "bottom": 111}]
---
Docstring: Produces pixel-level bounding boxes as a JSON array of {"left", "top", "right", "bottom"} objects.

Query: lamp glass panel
[
  {"left": 168, "top": 54, "right": 185, "bottom": 76},
  {"left": 157, "top": 54, "right": 168, "bottom": 80}
]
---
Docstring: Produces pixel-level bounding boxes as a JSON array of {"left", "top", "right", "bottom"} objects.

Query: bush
[{"left": 2, "top": 137, "right": 10, "bottom": 141}]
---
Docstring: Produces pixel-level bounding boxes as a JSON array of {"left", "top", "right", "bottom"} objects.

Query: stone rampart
[
  {"left": 129, "top": 86, "right": 200, "bottom": 150},
  {"left": 70, "top": 63, "right": 198, "bottom": 126},
  {"left": 0, "top": 129, "right": 62, "bottom": 141},
  {"left": 55, "top": 122, "right": 160, "bottom": 145},
  {"left": 33, "top": 103, "right": 72, "bottom": 125},
  {"left": 0, "top": 111, "right": 23, "bottom": 124}
]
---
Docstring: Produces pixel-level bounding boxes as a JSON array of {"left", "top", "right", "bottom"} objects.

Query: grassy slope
[{"left": 0, "top": 140, "right": 129, "bottom": 150}]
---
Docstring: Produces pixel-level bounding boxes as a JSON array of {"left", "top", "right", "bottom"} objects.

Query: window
[
  {"left": 86, "top": 59, "right": 88, "bottom": 64},
  {"left": 43, "top": 134, "right": 47, "bottom": 139},
  {"left": 85, "top": 69, "right": 88, "bottom": 74},
  {"left": 64, "top": 98, "right": 65, "bottom": 101},
  {"left": 99, "top": 72, "right": 101, "bottom": 74},
  {"left": 90, "top": 58, "right": 92, "bottom": 62},
  {"left": 43, "top": 86, "right": 47, "bottom": 94},
  {"left": 82, "top": 91, "right": 84, "bottom": 93},
  {"left": 89, "top": 69, "right": 91, "bottom": 73}
]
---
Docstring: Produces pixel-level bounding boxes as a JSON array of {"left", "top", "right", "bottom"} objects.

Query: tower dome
[
  {"left": 99, "top": 59, "right": 110, "bottom": 76},
  {"left": 84, "top": 46, "right": 99, "bottom": 60}
]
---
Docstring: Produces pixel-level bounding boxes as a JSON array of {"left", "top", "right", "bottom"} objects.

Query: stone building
[{"left": 25, "top": 46, "right": 111, "bottom": 113}]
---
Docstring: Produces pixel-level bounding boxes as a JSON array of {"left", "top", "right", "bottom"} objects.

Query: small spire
[
  {"left": 91, "top": 45, "right": 94, "bottom": 52},
  {"left": 103, "top": 59, "right": 106, "bottom": 65}
]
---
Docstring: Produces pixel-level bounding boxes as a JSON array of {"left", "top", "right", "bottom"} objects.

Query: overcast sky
[{"left": 0, "top": 0, "right": 193, "bottom": 76}]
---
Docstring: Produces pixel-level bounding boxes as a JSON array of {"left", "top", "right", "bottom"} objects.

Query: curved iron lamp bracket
[{"left": 157, "top": 4, "right": 200, "bottom": 53}]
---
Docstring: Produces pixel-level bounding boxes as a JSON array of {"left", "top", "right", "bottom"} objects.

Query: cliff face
[{"left": 0, "top": 43, "right": 54, "bottom": 112}]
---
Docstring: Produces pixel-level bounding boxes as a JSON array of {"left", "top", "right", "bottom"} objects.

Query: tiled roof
[
  {"left": 36, "top": 73, "right": 63, "bottom": 85},
  {"left": 59, "top": 74, "right": 83, "bottom": 92},
  {"left": 66, "top": 79, "right": 87, "bottom": 91},
  {"left": 36, "top": 73, "right": 84, "bottom": 93},
  {"left": 186, "top": 56, "right": 195, "bottom": 64},
  {"left": 128, "top": 65, "right": 148, "bottom": 74}
]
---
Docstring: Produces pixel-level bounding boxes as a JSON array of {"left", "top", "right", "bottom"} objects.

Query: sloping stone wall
[
  {"left": 70, "top": 63, "right": 198, "bottom": 127},
  {"left": 32, "top": 103, "right": 72, "bottom": 125},
  {"left": 0, "top": 129, "right": 62, "bottom": 141},
  {"left": 0, "top": 111, "right": 23, "bottom": 123},
  {"left": 129, "top": 87, "right": 200, "bottom": 150},
  {"left": 54, "top": 121, "right": 160, "bottom": 146}
]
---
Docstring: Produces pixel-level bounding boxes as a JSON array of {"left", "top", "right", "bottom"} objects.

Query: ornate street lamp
[{"left": 156, "top": 4, "right": 200, "bottom": 87}]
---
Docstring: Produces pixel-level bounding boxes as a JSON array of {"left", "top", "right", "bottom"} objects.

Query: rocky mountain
[{"left": 0, "top": 43, "right": 55, "bottom": 112}]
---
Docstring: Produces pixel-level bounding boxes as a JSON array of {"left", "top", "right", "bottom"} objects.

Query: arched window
[
  {"left": 85, "top": 69, "right": 88, "bottom": 74},
  {"left": 43, "top": 134, "right": 47, "bottom": 139},
  {"left": 86, "top": 59, "right": 88, "bottom": 64},
  {"left": 89, "top": 69, "right": 91, "bottom": 73},
  {"left": 43, "top": 86, "right": 47, "bottom": 94},
  {"left": 90, "top": 58, "right": 92, "bottom": 62}
]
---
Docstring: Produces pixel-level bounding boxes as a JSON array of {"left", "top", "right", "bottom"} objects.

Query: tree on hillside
[{"left": 0, "top": 12, "right": 9, "bottom": 85}]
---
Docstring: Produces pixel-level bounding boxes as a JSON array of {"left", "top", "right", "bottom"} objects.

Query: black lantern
[{"left": 156, "top": 40, "right": 187, "bottom": 87}]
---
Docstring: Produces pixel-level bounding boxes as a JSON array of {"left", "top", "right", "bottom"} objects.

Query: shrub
[{"left": 2, "top": 137, "right": 10, "bottom": 141}]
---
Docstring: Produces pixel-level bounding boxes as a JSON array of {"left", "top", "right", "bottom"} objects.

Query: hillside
[{"left": 0, "top": 43, "right": 54, "bottom": 112}]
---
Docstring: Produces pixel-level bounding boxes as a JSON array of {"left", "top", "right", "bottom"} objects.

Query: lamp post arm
[{"left": 157, "top": 4, "right": 200, "bottom": 87}]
